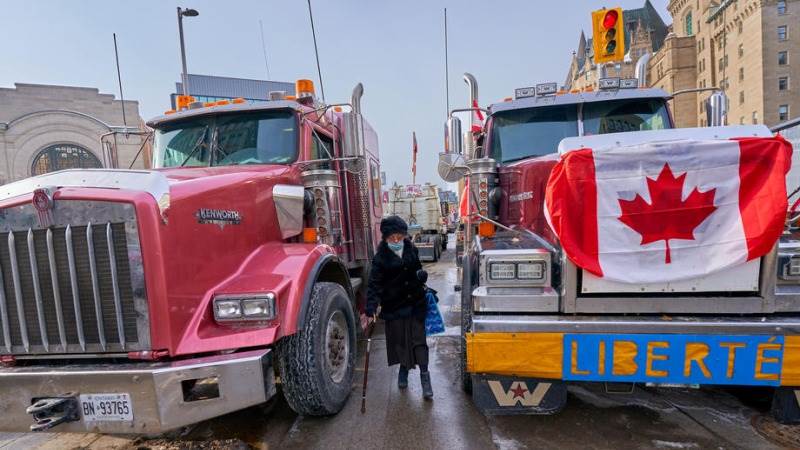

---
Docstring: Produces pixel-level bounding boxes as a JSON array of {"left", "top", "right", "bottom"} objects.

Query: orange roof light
[
  {"left": 203, "top": 102, "right": 215, "bottom": 107},
  {"left": 333, "top": 106, "right": 343, "bottom": 112},
  {"left": 232, "top": 97, "right": 246, "bottom": 104},
  {"left": 285, "top": 95, "right": 297, "bottom": 101},
  {"left": 296, "top": 79, "right": 315, "bottom": 99},
  {"left": 215, "top": 100, "right": 230, "bottom": 106},
  {"left": 503, "top": 97, "right": 513, "bottom": 102},
  {"left": 176, "top": 95, "right": 195, "bottom": 110},
  {"left": 164, "top": 109, "right": 176, "bottom": 115}
]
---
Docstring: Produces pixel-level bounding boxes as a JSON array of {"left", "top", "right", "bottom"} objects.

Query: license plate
[
  {"left": 563, "top": 333, "right": 785, "bottom": 386},
  {"left": 79, "top": 393, "right": 133, "bottom": 422}
]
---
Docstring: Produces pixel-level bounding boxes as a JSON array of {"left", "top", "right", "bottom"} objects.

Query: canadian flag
[{"left": 545, "top": 136, "right": 792, "bottom": 283}]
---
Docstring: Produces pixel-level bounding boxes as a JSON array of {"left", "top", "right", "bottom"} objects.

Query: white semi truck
[{"left": 385, "top": 183, "right": 448, "bottom": 262}]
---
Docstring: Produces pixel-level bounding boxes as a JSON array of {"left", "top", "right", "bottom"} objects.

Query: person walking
[{"left": 365, "top": 216, "right": 433, "bottom": 399}]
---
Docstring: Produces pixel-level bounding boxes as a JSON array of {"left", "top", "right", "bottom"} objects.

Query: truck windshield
[
  {"left": 582, "top": 98, "right": 671, "bottom": 135},
  {"left": 153, "top": 110, "right": 298, "bottom": 167},
  {"left": 490, "top": 105, "right": 578, "bottom": 163},
  {"left": 490, "top": 98, "right": 671, "bottom": 163}
]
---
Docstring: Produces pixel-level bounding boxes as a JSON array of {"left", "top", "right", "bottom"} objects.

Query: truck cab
[
  {"left": 0, "top": 80, "right": 383, "bottom": 433},
  {"left": 441, "top": 74, "right": 800, "bottom": 422}
]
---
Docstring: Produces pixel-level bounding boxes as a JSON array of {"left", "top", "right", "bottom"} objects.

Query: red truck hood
[
  {"left": 498, "top": 154, "right": 560, "bottom": 243},
  {"left": 156, "top": 165, "right": 293, "bottom": 200}
]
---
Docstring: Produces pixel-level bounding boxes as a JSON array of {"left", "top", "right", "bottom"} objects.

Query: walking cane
[{"left": 360, "top": 315, "right": 376, "bottom": 414}]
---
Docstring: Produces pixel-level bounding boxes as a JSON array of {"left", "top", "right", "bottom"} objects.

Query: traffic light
[{"left": 592, "top": 7, "right": 625, "bottom": 64}]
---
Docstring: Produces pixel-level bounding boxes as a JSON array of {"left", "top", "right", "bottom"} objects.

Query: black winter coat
[{"left": 366, "top": 239, "right": 427, "bottom": 320}]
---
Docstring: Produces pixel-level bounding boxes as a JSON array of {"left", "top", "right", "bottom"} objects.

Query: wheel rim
[{"left": 324, "top": 309, "right": 350, "bottom": 384}]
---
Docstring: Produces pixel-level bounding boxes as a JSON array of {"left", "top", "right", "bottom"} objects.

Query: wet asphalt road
[{"left": 3, "top": 238, "right": 800, "bottom": 449}]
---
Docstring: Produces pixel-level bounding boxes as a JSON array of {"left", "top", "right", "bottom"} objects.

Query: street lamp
[{"left": 177, "top": 7, "right": 199, "bottom": 98}]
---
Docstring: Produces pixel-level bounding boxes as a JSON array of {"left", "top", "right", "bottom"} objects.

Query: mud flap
[
  {"left": 771, "top": 387, "right": 800, "bottom": 424},
  {"left": 471, "top": 374, "right": 567, "bottom": 415}
]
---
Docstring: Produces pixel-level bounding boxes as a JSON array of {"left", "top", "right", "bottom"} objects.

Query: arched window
[
  {"left": 685, "top": 11, "right": 693, "bottom": 36},
  {"left": 31, "top": 144, "right": 102, "bottom": 176}
]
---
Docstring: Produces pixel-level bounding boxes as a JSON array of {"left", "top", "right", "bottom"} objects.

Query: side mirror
[
  {"left": 446, "top": 116, "right": 463, "bottom": 155},
  {"left": 438, "top": 152, "right": 469, "bottom": 183}
]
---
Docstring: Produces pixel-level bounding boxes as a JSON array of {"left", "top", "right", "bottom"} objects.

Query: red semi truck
[
  {"left": 0, "top": 80, "right": 383, "bottom": 433},
  {"left": 441, "top": 73, "right": 800, "bottom": 422}
]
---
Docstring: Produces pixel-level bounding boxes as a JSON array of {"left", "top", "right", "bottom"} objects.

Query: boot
[
  {"left": 420, "top": 371, "right": 433, "bottom": 399},
  {"left": 398, "top": 366, "right": 409, "bottom": 389}
]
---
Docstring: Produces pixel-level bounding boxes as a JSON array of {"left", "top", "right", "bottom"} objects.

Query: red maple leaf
[{"left": 618, "top": 163, "right": 717, "bottom": 264}]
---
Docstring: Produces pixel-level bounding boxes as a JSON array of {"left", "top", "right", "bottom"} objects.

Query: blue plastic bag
[{"left": 425, "top": 288, "right": 445, "bottom": 336}]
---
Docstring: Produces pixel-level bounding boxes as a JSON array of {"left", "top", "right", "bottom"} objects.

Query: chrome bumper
[
  {"left": 0, "top": 348, "right": 275, "bottom": 434},
  {"left": 472, "top": 315, "right": 800, "bottom": 334}
]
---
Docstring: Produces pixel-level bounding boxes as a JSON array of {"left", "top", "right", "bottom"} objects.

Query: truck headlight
[
  {"left": 481, "top": 249, "right": 551, "bottom": 287},
  {"left": 489, "top": 263, "right": 516, "bottom": 280},
  {"left": 779, "top": 254, "right": 800, "bottom": 280},
  {"left": 213, "top": 293, "right": 276, "bottom": 322},
  {"left": 516, "top": 261, "right": 545, "bottom": 281}
]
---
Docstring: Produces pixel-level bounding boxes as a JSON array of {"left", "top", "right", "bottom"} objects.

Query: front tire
[{"left": 277, "top": 282, "right": 356, "bottom": 415}]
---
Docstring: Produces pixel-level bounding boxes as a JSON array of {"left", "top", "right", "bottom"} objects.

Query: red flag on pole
[
  {"left": 412, "top": 132, "right": 418, "bottom": 185},
  {"left": 471, "top": 99, "right": 484, "bottom": 133}
]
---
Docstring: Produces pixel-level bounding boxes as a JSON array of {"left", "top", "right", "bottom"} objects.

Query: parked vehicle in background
[
  {"left": 0, "top": 79, "right": 384, "bottom": 433},
  {"left": 385, "top": 183, "right": 448, "bottom": 262},
  {"left": 439, "top": 189, "right": 459, "bottom": 234},
  {"left": 440, "top": 72, "right": 800, "bottom": 423}
]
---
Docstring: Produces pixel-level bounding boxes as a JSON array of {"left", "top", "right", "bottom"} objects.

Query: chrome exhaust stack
[{"left": 635, "top": 53, "right": 652, "bottom": 87}]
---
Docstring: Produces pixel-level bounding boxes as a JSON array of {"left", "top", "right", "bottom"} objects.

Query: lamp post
[{"left": 177, "top": 7, "right": 199, "bottom": 98}]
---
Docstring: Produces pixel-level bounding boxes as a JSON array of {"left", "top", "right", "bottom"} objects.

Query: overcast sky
[{"left": 1, "top": 0, "right": 670, "bottom": 188}]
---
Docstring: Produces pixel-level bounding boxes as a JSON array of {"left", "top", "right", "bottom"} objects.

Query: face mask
[{"left": 388, "top": 241, "right": 403, "bottom": 252}]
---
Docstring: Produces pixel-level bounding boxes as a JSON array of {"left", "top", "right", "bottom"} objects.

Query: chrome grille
[{"left": 0, "top": 201, "right": 148, "bottom": 355}]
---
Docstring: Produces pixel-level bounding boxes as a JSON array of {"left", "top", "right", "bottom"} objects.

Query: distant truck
[
  {"left": 439, "top": 190, "right": 459, "bottom": 233},
  {"left": 386, "top": 183, "right": 448, "bottom": 261}
]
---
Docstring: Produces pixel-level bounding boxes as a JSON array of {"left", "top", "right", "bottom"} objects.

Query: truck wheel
[
  {"left": 460, "top": 258, "right": 474, "bottom": 393},
  {"left": 277, "top": 282, "right": 356, "bottom": 416}
]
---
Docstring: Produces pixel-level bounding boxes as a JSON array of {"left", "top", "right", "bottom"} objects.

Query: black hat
[{"left": 380, "top": 215, "right": 408, "bottom": 239}]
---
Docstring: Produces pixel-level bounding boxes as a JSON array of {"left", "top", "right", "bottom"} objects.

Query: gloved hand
[{"left": 416, "top": 269, "right": 428, "bottom": 284}]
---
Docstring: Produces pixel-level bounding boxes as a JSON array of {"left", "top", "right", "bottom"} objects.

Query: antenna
[
  {"left": 444, "top": 8, "right": 450, "bottom": 117},
  {"left": 259, "top": 20, "right": 272, "bottom": 80},
  {"left": 112, "top": 33, "right": 127, "bottom": 128},
  {"left": 306, "top": 0, "right": 326, "bottom": 102}
]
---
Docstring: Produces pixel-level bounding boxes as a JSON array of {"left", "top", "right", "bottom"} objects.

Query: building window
[
  {"left": 778, "top": 1, "right": 787, "bottom": 14},
  {"left": 752, "top": 111, "right": 758, "bottom": 124},
  {"left": 778, "top": 26, "right": 787, "bottom": 41},
  {"left": 779, "top": 104, "right": 790, "bottom": 121},
  {"left": 779, "top": 77, "right": 789, "bottom": 91},
  {"left": 739, "top": 67, "right": 744, "bottom": 81},
  {"left": 779, "top": 51, "right": 788, "bottom": 65},
  {"left": 739, "top": 91, "right": 745, "bottom": 104},
  {"left": 740, "top": 117, "right": 745, "bottom": 125},
  {"left": 685, "top": 11, "right": 693, "bottom": 36},
  {"left": 738, "top": 44, "right": 744, "bottom": 58},
  {"left": 31, "top": 144, "right": 101, "bottom": 176}
]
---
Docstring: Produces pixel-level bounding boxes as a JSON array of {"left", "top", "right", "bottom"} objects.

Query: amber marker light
[{"left": 303, "top": 227, "right": 318, "bottom": 243}]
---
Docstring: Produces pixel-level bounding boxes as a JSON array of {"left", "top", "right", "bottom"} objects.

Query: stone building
[
  {"left": 668, "top": 0, "right": 799, "bottom": 127},
  {"left": 564, "top": 0, "right": 670, "bottom": 91},
  {"left": 647, "top": 34, "right": 699, "bottom": 128},
  {"left": 0, "top": 83, "right": 147, "bottom": 185}
]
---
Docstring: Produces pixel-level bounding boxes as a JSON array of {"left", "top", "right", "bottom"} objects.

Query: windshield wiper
[{"left": 179, "top": 126, "right": 209, "bottom": 167}]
